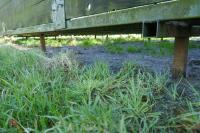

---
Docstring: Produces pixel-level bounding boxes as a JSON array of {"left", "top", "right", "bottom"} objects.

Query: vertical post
[
  {"left": 40, "top": 34, "right": 46, "bottom": 52},
  {"left": 172, "top": 36, "right": 189, "bottom": 78},
  {"left": 148, "top": 38, "right": 151, "bottom": 42},
  {"left": 106, "top": 34, "right": 109, "bottom": 40}
]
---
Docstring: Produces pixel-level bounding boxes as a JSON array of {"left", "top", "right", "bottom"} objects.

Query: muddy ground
[{"left": 46, "top": 42, "right": 200, "bottom": 88}]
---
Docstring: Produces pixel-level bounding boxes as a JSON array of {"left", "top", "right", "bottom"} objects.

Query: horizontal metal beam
[
  {"left": 58, "top": 23, "right": 142, "bottom": 36},
  {"left": 64, "top": 0, "right": 172, "bottom": 19},
  {"left": 2, "top": 23, "right": 59, "bottom": 36},
  {"left": 66, "top": 0, "right": 200, "bottom": 30},
  {"left": 3, "top": 0, "right": 200, "bottom": 37},
  {"left": 0, "top": 0, "right": 65, "bottom": 36}
]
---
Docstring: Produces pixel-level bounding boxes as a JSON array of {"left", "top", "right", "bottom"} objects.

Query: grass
[
  {"left": 78, "top": 38, "right": 102, "bottom": 47},
  {"left": 15, "top": 37, "right": 71, "bottom": 47},
  {"left": 143, "top": 41, "right": 174, "bottom": 57},
  {"left": 0, "top": 46, "right": 200, "bottom": 132},
  {"left": 12, "top": 36, "right": 200, "bottom": 57},
  {"left": 14, "top": 36, "right": 142, "bottom": 48},
  {"left": 105, "top": 44, "right": 124, "bottom": 54},
  {"left": 127, "top": 46, "right": 142, "bottom": 53},
  {"left": 143, "top": 40, "right": 200, "bottom": 57}
]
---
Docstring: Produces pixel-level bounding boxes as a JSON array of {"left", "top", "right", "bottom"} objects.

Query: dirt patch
[
  {"left": 47, "top": 43, "right": 170, "bottom": 72},
  {"left": 46, "top": 42, "right": 200, "bottom": 87}
]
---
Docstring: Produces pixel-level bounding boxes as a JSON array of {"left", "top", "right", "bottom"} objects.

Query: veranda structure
[{"left": 1, "top": 0, "right": 200, "bottom": 78}]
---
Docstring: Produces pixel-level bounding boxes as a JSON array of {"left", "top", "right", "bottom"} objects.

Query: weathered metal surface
[
  {"left": 0, "top": 0, "right": 65, "bottom": 36},
  {"left": 143, "top": 21, "right": 200, "bottom": 38},
  {"left": 172, "top": 36, "right": 189, "bottom": 78},
  {"left": 0, "top": 0, "right": 198, "bottom": 78},
  {"left": 66, "top": 0, "right": 200, "bottom": 30},
  {"left": 1, "top": 0, "right": 200, "bottom": 36},
  {"left": 4, "top": 23, "right": 61, "bottom": 36},
  {"left": 0, "top": 0, "right": 52, "bottom": 31},
  {"left": 58, "top": 23, "right": 142, "bottom": 35},
  {"left": 52, "top": 0, "right": 65, "bottom": 28},
  {"left": 64, "top": 0, "right": 171, "bottom": 19},
  {"left": 143, "top": 22, "right": 157, "bottom": 37},
  {"left": 156, "top": 22, "right": 190, "bottom": 37}
]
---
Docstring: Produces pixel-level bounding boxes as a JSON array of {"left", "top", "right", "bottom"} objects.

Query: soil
[
  {"left": 47, "top": 43, "right": 170, "bottom": 72},
  {"left": 46, "top": 42, "right": 200, "bottom": 88}
]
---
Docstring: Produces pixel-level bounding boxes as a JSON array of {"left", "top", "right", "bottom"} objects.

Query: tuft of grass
[
  {"left": 143, "top": 41, "right": 174, "bottom": 57},
  {"left": 14, "top": 36, "right": 200, "bottom": 57},
  {"left": 0, "top": 44, "right": 200, "bottom": 132},
  {"left": 0, "top": 47, "right": 200, "bottom": 132},
  {"left": 78, "top": 38, "right": 102, "bottom": 47},
  {"left": 14, "top": 36, "right": 143, "bottom": 49},
  {"left": 189, "top": 41, "right": 200, "bottom": 49},
  {"left": 127, "top": 46, "right": 142, "bottom": 53},
  {"left": 15, "top": 38, "right": 65, "bottom": 47},
  {"left": 105, "top": 44, "right": 124, "bottom": 54},
  {"left": 143, "top": 40, "right": 200, "bottom": 57}
]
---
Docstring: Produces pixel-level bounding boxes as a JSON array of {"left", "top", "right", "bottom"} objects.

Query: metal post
[
  {"left": 40, "top": 34, "right": 46, "bottom": 52},
  {"left": 172, "top": 36, "right": 189, "bottom": 78},
  {"left": 106, "top": 34, "right": 109, "bottom": 40},
  {"left": 148, "top": 38, "right": 151, "bottom": 42}
]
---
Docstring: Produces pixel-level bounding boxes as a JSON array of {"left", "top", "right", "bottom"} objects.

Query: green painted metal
[
  {"left": 0, "top": 0, "right": 52, "bottom": 32},
  {"left": 0, "top": 0, "right": 65, "bottom": 36},
  {"left": 66, "top": 0, "right": 200, "bottom": 30},
  {"left": 0, "top": 0, "right": 200, "bottom": 36},
  {"left": 64, "top": 0, "right": 171, "bottom": 19}
]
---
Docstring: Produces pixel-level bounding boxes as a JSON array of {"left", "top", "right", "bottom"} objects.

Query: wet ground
[{"left": 47, "top": 42, "right": 200, "bottom": 81}]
